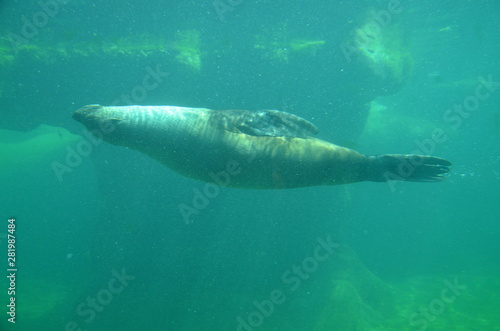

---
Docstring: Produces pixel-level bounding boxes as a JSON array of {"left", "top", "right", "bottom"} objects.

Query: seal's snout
[{"left": 72, "top": 104, "right": 103, "bottom": 124}]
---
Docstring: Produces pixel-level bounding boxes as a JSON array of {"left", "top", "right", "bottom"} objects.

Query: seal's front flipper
[
  {"left": 367, "top": 154, "right": 452, "bottom": 182},
  {"left": 217, "top": 109, "right": 319, "bottom": 138}
]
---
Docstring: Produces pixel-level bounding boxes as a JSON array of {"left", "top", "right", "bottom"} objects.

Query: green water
[{"left": 0, "top": 1, "right": 499, "bottom": 330}]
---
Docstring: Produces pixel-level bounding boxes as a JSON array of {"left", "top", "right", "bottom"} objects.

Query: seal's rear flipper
[{"left": 367, "top": 154, "right": 452, "bottom": 182}]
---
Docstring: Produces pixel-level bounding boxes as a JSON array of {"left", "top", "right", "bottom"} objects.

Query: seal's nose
[{"left": 72, "top": 104, "right": 102, "bottom": 123}]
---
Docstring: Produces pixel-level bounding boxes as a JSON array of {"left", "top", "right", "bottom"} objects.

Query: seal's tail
[{"left": 367, "top": 154, "right": 452, "bottom": 182}]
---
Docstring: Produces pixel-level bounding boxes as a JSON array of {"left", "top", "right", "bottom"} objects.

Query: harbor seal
[{"left": 72, "top": 105, "right": 451, "bottom": 189}]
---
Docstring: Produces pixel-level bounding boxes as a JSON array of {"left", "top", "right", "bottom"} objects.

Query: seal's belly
[{"left": 147, "top": 130, "right": 364, "bottom": 189}]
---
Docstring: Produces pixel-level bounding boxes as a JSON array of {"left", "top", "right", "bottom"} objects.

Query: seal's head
[
  {"left": 72, "top": 104, "right": 105, "bottom": 128},
  {"left": 73, "top": 104, "right": 124, "bottom": 144}
]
